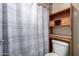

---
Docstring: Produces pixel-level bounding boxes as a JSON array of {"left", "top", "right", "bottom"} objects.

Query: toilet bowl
[
  {"left": 45, "top": 40, "right": 69, "bottom": 56},
  {"left": 45, "top": 53, "right": 58, "bottom": 56}
]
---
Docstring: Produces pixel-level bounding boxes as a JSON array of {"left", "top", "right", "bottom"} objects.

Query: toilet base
[{"left": 45, "top": 53, "right": 58, "bottom": 56}]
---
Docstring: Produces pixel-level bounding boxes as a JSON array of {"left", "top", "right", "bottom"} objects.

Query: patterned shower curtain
[{"left": 0, "top": 3, "right": 49, "bottom": 56}]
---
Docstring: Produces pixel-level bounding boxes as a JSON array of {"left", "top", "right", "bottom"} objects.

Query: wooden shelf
[
  {"left": 49, "top": 34, "right": 72, "bottom": 43},
  {"left": 49, "top": 24, "right": 71, "bottom": 27},
  {"left": 49, "top": 7, "right": 71, "bottom": 27},
  {"left": 49, "top": 9, "right": 71, "bottom": 27},
  {"left": 50, "top": 8, "right": 70, "bottom": 17},
  {"left": 50, "top": 7, "right": 70, "bottom": 16}
]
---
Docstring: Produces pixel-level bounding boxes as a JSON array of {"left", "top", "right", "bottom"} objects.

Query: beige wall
[
  {"left": 37, "top": 3, "right": 52, "bottom": 14},
  {"left": 38, "top": 3, "right": 50, "bottom": 9},
  {"left": 51, "top": 3, "right": 71, "bottom": 14},
  {"left": 53, "top": 26, "right": 71, "bottom": 36},
  {"left": 38, "top": 3, "right": 71, "bottom": 14},
  {"left": 72, "top": 3, "right": 79, "bottom": 56}
]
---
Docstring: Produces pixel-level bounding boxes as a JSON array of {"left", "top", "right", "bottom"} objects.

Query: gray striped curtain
[
  {"left": 0, "top": 3, "right": 49, "bottom": 56},
  {"left": 0, "top": 3, "right": 3, "bottom": 56}
]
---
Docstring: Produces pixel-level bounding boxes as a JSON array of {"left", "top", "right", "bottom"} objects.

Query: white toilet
[{"left": 45, "top": 40, "right": 69, "bottom": 56}]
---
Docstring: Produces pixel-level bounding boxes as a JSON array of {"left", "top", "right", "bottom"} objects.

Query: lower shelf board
[{"left": 49, "top": 34, "right": 72, "bottom": 43}]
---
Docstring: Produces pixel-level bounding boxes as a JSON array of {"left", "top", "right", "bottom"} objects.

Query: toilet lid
[{"left": 45, "top": 53, "right": 58, "bottom": 56}]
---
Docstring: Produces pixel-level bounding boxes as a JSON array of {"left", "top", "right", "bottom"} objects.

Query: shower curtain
[
  {"left": 0, "top": 3, "right": 3, "bottom": 56},
  {"left": 0, "top": 3, "right": 49, "bottom": 56}
]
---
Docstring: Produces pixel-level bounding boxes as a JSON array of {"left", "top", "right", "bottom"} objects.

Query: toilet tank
[{"left": 52, "top": 40, "right": 69, "bottom": 56}]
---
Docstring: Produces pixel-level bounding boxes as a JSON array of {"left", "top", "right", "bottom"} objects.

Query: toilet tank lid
[{"left": 52, "top": 40, "right": 69, "bottom": 46}]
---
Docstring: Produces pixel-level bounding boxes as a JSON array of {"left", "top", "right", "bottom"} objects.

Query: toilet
[{"left": 45, "top": 40, "right": 69, "bottom": 56}]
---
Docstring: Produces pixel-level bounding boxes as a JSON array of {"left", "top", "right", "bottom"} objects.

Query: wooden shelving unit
[{"left": 49, "top": 5, "right": 72, "bottom": 56}]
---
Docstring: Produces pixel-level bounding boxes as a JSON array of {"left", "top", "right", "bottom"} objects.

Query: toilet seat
[{"left": 45, "top": 53, "right": 58, "bottom": 56}]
